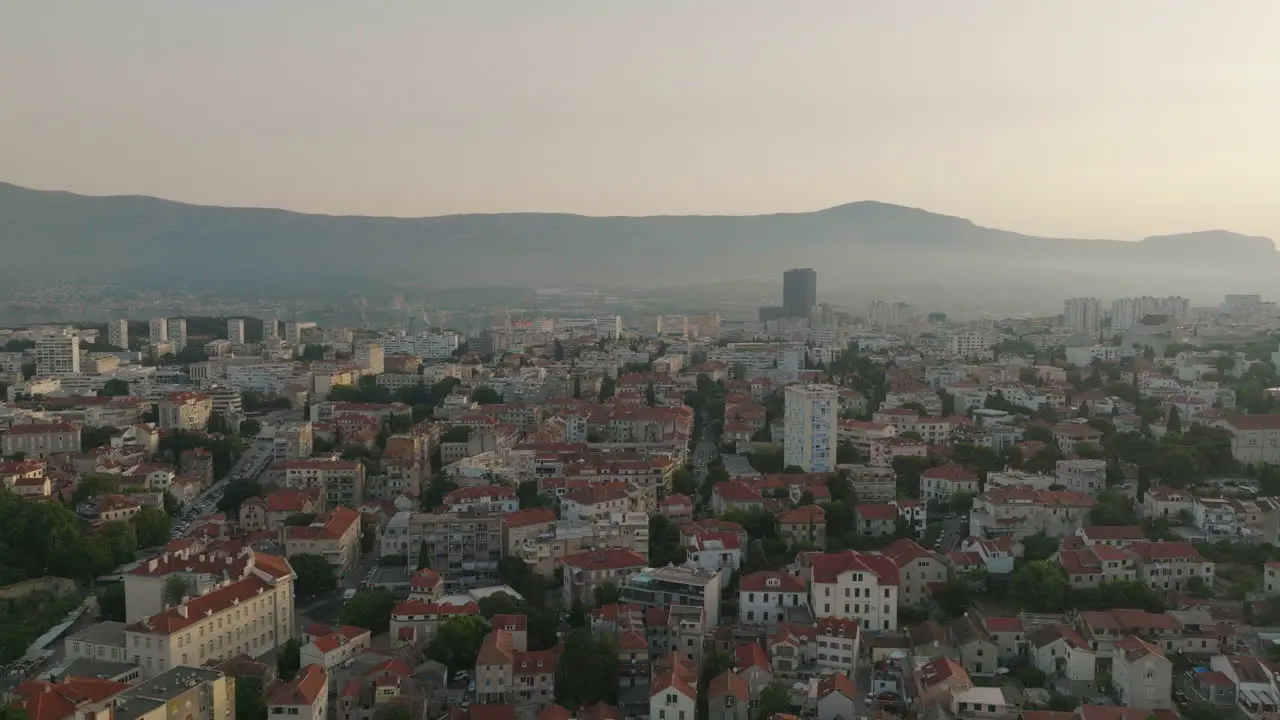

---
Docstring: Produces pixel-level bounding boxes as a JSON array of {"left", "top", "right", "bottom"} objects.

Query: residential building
[
  {"left": 1053, "top": 422, "right": 1105, "bottom": 455},
  {"left": 561, "top": 549, "right": 648, "bottom": 607},
  {"left": 149, "top": 317, "right": 168, "bottom": 346},
  {"left": 443, "top": 485, "right": 520, "bottom": 514},
  {"left": 475, "top": 623, "right": 559, "bottom": 713},
  {"left": 921, "top": 465, "right": 980, "bottom": 502},
  {"left": 784, "top": 384, "right": 838, "bottom": 473},
  {"left": 281, "top": 506, "right": 362, "bottom": 580},
  {"left": 107, "top": 319, "right": 130, "bottom": 349},
  {"left": 158, "top": 392, "right": 213, "bottom": 430},
  {"left": 281, "top": 458, "right": 366, "bottom": 505},
  {"left": 388, "top": 597, "right": 478, "bottom": 647},
  {"left": 649, "top": 659, "right": 697, "bottom": 720},
  {"left": 1193, "top": 497, "right": 1240, "bottom": 536},
  {"left": 711, "top": 481, "right": 764, "bottom": 516},
  {"left": 1215, "top": 415, "right": 1280, "bottom": 465},
  {"left": 855, "top": 503, "right": 900, "bottom": 537},
  {"left": 815, "top": 617, "right": 861, "bottom": 675},
  {"left": 969, "top": 486, "right": 1095, "bottom": 540},
  {"left": 1057, "top": 545, "right": 1139, "bottom": 588},
  {"left": 1112, "top": 635, "right": 1173, "bottom": 709},
  {"left": 265, "top": 664, "right": 328, "bottom": 720},
  {"left": 1057, "top": 459, "right": 1108, "bottom": 496},
  {"left": 403, "top": 509, "right": 505, "bottom": 590},
  {"left": 122, "top": 552, "right": 295, "bottom": 676},
  {"left": 738, "top": 571, "right": 807, "bottom": 626},
  {"left": 1130, "top": 541, "right": 1215, "bottom": 591},
  {"left": 795, "top": 550, "right": 900, "bottom": 631},
  {"left": 707, "top": 670, "right": 750, "bottom": 720},
  {"left": 1, "top": 422, "right": 81, "bottom": 458},
  {"left": 299, "top": 625, "right": 372, "bottom": 670},
  {"left": 36, "top": 334, "right": 80, "bottom": 377},
  {"left": 167, "top": 318, "right": 188, "bottom": 349},
  {"left": 1029, "top": 624, "right": 1095, "bottom": 681},
  {"left": 783, "top": 268, "right": 818, "bottom": 319},
  {"left": 776, "top": 505, "right": 826, "bottom": 547},
  {"left": 1063, "top": 297, "right": 1102, "bottom": 334},
  {"left": 816, "top": 673, "right": 856, "bottom": 720},
  {"left": 1142, "top": 486, "right": 1195, "bottom": 523},
  {"left": 882, "top": 539, "right": 947, "bottom": 608},
  {"left": 227, "top": 318, "right": 246, "bottom": 345},
  {"left": 621, "top": 565, "right": 723, "bottom": 628}
]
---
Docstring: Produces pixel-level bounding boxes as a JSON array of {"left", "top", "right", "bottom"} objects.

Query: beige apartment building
[
  {"left": 158, "top": 392, "right": 214, "bottom": 431},
  {"left": 406, "top": 509, "right": 504, "bottom": 591},
  {"left": 121, "top": 553, "right": 296, "bottom": 676},
  {"left": 1, "top": 422, "right": 82, "bottom": 459},
  {"left": 281, "top": 506, "right": 362, "bottom": 580}
]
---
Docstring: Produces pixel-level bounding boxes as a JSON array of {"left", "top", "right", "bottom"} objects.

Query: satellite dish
[
  {"left": 890, "top": 651, "right": 908, "bottom": 660},
  {"left": 996, "top": 667, "right": 1010, "bottom": 675}
]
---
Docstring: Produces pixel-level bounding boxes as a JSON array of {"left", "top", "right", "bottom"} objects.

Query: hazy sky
[{"left": 3, "top": 1, "right": 1280, "bottom": 242}]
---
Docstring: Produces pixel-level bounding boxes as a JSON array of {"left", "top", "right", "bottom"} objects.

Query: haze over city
[{"left": 3, "top": 1, "right": 1280, "bottom": 243}]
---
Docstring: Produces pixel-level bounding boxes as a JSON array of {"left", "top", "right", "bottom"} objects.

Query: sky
[{"left": 2, "top": 1, "right": 1280, "bottom": 242}]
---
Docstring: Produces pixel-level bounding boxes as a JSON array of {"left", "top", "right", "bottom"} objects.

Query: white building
[
  {"left": 738, "top": 571, "right": 808, "bottom": 626},
  {"left": 784, "top": 384, "right": 838, "bottom": 473},
  {"left": 35, "top": 334, "right": 80, "bottom": 377},
  {"left": 107, "top": 319, "right": 130, "bottom": 350},
  {"left": 149, "top": 317, "right": 168, "bottom": 346},
  {"left": 227, "top": 318, "right": 246, "bottom": 345},
  {"left": 1063, "top": 297, "right": 1102, "bottom": 334},
  {"left": 946, "top": 331, "right": 994, "bottom": 357},
  {"left": 167, "top": 318, "right": 188, "bottom": 350},
  {"left": 800, "top": 551, "right": 899, "bottom": 631},
  {"left": 265, "top": 664, "right": 328, "bottom": 720}
]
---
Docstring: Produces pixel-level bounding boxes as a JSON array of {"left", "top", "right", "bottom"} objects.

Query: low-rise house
[
  {"left": 300, "top": 625, "right": 372, "bottom": 671},
  {"left": 389, "top": 599, "right": 478, "bottom": 647},
  {"left": 952, "top": 613, "right": 999, "bottom": 677},
  {"left": 707, "top": 670, "right": 751, "bottom": 720},
  {"left": 733, "top": 643, "right": 774, "bottom": 703},
  {"left": 738, "top": 571, "right": 808, "bottom": 626},
  {"left": 562, "top": 549, "right": 648, "bottom": 606},
  {"left": 1129, "top": 541, "right": 1215, "bottom": 591},
  {"left": 1056, "top": 545, "right": 1139, "bottom": 588},
  {"left": 1194, "top": 497, "right": 1240, "bottom": 536},
  {"left": 982, "top": 616, "right": 1026, "bottom": 665},
  {"left": 921, "top": 465, "right": 980, "bottom": 502},
  {"left": 816, "top": 673, "right": 856, "bottom": 720},
  {"left": 1112, "top": 635, "right": 1172, "bottom": 709},
  {"left": 1076, "top": 525, "right": 1147, "bottom": 548},
  {"left": 281, "top": 506, "right": 362, "bottom": 578},
  {"left": 711, "top": 480, "right": 765, "bottom": 515},
  {"left": 969, "top": 486, "right": 1095, "bottom": 541},
  {"left": 1208, "top": 654, "right": 1280, "bottom": 717},
  {"left": 475, "top": 624, "right": 559, "bottom": 712},
  {"left": 776, "top": 505, "right": 826, "bottom": 547},
  {"left": 882, "top": 538, "right": 946, "bottom": 608},
  {"left": 649, "top": 656, "right": 697, "bottom": 720},
  {"left": 815, "top": 617, "right": 861, "bottom": 675},
  {"left": 1029, "top": 624, "right": 1095, "bottom": 681},
  {"left": 266, "top": 664, "right": 329, "bottom": 720},
  {"left": 855, "top": 503, "right": 900, "bottom": 538},
  {"left": 659, "top": 494, "right": 694, "bottom": 523},
  {"left": 1141, "top": 486, "right": 1194, "bottom": 522}
]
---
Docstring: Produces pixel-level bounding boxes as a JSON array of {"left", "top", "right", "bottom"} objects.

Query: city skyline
[{"left": 2, "top": 1, "right": 1279, "bottom": 243}]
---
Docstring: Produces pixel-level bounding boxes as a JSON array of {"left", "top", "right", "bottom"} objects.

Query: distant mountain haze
[{"left": 0, "top": 182, "right": 1272, "bottom": 304}]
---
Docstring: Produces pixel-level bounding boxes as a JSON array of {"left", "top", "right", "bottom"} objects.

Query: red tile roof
[
  {"left": 5, "top": 423, "right": 77, "bottom": 435},
  {"left": 739, "top": 571, "right": 805, "bottom": 594},
  {"left": 502, "top": 508, "right": 557, "bottom": 527},
  {"left": 856, "top": 503, "right": 899, "bottom": 521},
  {"left": 817, "top": 671, "right": 856, "bottom": 700},
  {"left": 708, "top": 670, "right": 750, "bottom": 701},
  {"left": 266, "top": 664, "right": 327, "bottom": 706},
  {"left": 777, "top": 504, "right": 826, "bottom": 525},
  {"left": 563, "top": 548, "right": 648, "bottom": 572},
  {"left": 921, "top": 464, "right": 977, "bottom": 482}
]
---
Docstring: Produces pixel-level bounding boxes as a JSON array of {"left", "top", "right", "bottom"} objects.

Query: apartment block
[
  {"left": 784, "top": 384, "right": 838, "bottom": 472},
  {"left": 36, "top": 334, "right": 81, "bottom": 377},
  {"left": 158, "top": 392, "right": 213, "bottom": 430},
  {"left": 404, "top": 509, "right": 505, "bottom": 591}
]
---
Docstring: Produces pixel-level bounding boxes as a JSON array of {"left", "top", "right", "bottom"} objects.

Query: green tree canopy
[
  {"left": 134, "top": 507, "right": 172, "bottom": 548},
  {"left": 338, "top": 588, "right": 396, "bottom": 634},
  {"left": 289, "top": 554, "right": 337, "bottom": 598},
  {"left": 426, "top": 615, "right": 487, "bottom": 673}
]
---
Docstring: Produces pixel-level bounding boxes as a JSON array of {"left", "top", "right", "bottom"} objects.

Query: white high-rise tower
[{"left": 784, "top": 384, "right": 838, "bottom": 473}]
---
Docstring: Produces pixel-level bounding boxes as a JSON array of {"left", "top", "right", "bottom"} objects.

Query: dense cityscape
[{"left": 2, "top": 267, "right": 1279, "bottom": 720}]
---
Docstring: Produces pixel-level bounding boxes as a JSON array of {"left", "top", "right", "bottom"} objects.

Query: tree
[
  {"left": 100, "top": 379, "right": 131, "bottom": 397},
  {"left": 284, "top": 513, "right": 317, "bottom": 526},
  {"left": 1012, "top": 561, "right": 1068, "bottom": 612},
  {"left": 98, "top": 584, "right": 126, "bottom": 622},
  {"left": 471, "top": 387, "right": 502, "bottom": 405},
  {"left": 671, "top": 469, "right": 697, "bottom": 497},
  {"left": 935, "top": 579, "right": 973, "bottom": 618},
  {"left": 1186, "top": 575, "right": 1214, "bottom": 599},
  {"left": 239, "top": 419, "right": 262, "bottom": 438},
  {"left": 427, "top": 615, "right": 487, "bottom": 673},
  {"left": 80, "top": 425, "right": 116, "bottom": 451},
  {"left": 99, "top": 521, "right": 138, "bottom": 566},
  {"left": 649, "top": 515, "right": 686, "bottom": 567},
  {"left": 593, "top": 582, "right": 622, "bottom": 606},
  {"left": 1023, "top": 425, "right": 1055, "bottom": 444},
  {"left": 339, "top": 588, "right": 396, "bottom": 634},
  {"left": 758, "top": 680, "right": 792, "bottom": 720},
  {"left": 555, "top": 628, "right": 620, "bottom": 709},
  {"left": 72, "top": 474, "right": 118, "bottom": 506},
  {"left": 517, "top": 480, "right": 551, "bottom": 509},
  {"left": 598, "top": 376, "right": 616, "bottom": 403},
  {"left": 277, "top": 638, "right": 301, "bottom": 681},
  {"left": 133, "top": 507, "right": 172, "bottom": 548},
  {"left": 232, "top": 675, "right": 267, "bottom": 720},
  {"left": 218, "top": 477, "right": 263, "bottom": 517},
  {"left": 416, "top": 540, "right": 431, "bottom": 570},
  {"left": 289, "top": 553, "right": 338, "bottom": 598},
  {"left": 1022, "top": 533, "right": 1059, "bottom": 563},
  {"left": 163, "top": 575, "right": 190, "bottom": 606},
  {"left": 1090, "top": 488, "right": 1138, "bottom": 526},
  {"left": 1166, "top": 406, "right": 1182, "bottom": 435}
]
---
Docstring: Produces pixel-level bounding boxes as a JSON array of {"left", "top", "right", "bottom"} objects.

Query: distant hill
[{"left": 0, "top": 182, "right": 1273, "bottom": 301}]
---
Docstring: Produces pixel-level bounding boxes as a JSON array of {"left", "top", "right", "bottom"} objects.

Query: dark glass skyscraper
[{"left": 782, "top": 268, "right": 817, "bottom": 318}]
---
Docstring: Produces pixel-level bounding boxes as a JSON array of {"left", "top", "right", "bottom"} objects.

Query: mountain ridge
[{"left": 0, "top": 182, "right": 1272, "bottom": 300}]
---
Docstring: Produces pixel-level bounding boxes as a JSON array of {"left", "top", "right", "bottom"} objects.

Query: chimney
[{"left": 176, "top": 605, "right": 188, "bottom": 618}]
